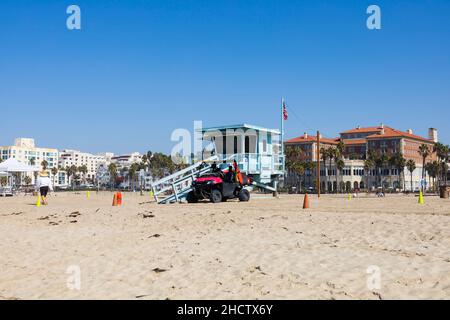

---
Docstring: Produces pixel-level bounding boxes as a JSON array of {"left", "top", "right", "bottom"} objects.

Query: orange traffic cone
[
  {"left": 112, "top": 193, "right": 118, "bottom": 206},
  {"left": 117, "top": 192, "right": 122, "bottom": 206},
  {"left": 303, "top": 193, "right": 309, "bottom": 209}
]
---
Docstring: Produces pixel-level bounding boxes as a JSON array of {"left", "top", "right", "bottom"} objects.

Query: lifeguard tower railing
[{"left": 213, "top": 153, "right": 284, "bottom": 176}]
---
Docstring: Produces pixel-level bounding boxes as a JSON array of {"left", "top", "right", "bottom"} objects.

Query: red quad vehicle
[{"left": 187, "top": 170, "right": 251, "bottom": 203}]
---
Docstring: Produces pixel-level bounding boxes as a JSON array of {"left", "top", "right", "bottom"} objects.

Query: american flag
[{"left": 283, "top": 101, "right": 288, "bottom": 121}]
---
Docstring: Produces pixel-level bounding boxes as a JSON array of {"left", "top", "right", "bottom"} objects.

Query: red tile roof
[
  {"left": 340, "top": 126, "right": 383, "bottom": 134},
  {"left": 342, "top": 125, "right": 433, "bottom": 143},
  {"left": 285, "top": 134, "right": 338, "bottom": 145},
  {"left": 365, "top": 127, "right": 433, "bottom": 142}
]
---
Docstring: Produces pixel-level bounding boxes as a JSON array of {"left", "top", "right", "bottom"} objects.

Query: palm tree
[
  {"left": 406, "top": 159, "right": 416, "bottom": 192},
  {"left": 379, "top": 153, "right": 389, "bottom": 190},
  {"left": 320, "top": 147, "right": 328, "bottom": 193},
  {"left": 285, "top": 146, "right": 304, "bottom": 192},
  {"left": 65, "top": 165, "right": 78, "bottom": 190},
  {"left": 335, "top": 158, "right": 345, "bottom": 193},
  {"left": 434, "top": 142, "right": 449, "bottom": 186},
  {"left": 78, "top": 165, "right": 88, "bottom": 184},
  {"left": 293, "top": 162, "right": 305, "bottom": 192},
  {"left": 394, "top": 153, "right": 406, "bottom": 191},
  {"left": 327, "top": 147, "right": 336, "bottom": 192},
  {"left": 425, "top": 162, "right": 435, "bottom": 192},
  {"left": 129, "top": 162, "right": 140, "bottom": 191},
  {"left": 29, "top": 158, "right": 38, "bottom": 182},
  {"left": 51, "top": 167, "right": 58, "bottom": 189},
  {"left": 367, "top": 150, "right": 378, "bottom": 188},
  {"left": 107, "top": 163, "right": 118, "bottom": 190},
  {"left": 418, "top": 144, "right": 431, "bottom": 191},
  {"left": 364, "top": 158, "right": 374, "bottom": 192}
]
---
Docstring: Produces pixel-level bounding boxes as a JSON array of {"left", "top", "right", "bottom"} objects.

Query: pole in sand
[{"left": 316, "top": 131, "right": 321, "bottom": 198}]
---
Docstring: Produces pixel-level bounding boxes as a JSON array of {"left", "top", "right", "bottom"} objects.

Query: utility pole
[{"left": 317, "top": 130, "right": 321, "bottom": 198}]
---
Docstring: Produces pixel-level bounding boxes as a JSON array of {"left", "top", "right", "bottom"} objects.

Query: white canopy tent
[
  {"left": 0, "top": 158, "right": 40, "bottom": 173},
  {"left": 0, "top": 158, "right": 40, "bottom": 196}
]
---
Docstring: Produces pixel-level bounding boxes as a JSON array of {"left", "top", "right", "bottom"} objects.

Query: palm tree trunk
[{"left": 410, "top": 172, "right": 413, "bottom": 192}]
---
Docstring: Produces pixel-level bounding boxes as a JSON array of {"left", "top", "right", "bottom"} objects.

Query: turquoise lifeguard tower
[
  {"left": 200, "top": 124, "right": 284, "bottom": 184},
  {"left": 152, "top": 124, "right": 285, "bottom": 204}
]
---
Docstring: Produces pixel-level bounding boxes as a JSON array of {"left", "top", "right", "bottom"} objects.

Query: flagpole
[{"left": 281, "top": 97, "right": 285, "bottom": 170}]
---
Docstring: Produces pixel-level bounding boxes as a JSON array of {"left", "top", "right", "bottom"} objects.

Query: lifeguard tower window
[{"left": 234, "top": 136, "right": 238, "bottom": 154}]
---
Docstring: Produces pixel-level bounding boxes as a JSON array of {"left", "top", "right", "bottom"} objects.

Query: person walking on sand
[{"left": 36, "top": 170, "right": 53, "bottom": 205}]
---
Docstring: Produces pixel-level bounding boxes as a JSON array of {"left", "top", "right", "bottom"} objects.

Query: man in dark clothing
[{"left": 224, "top": 166, "right": 235, "bottom": 182}]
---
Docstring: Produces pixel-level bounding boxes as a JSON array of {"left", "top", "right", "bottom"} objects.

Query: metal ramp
[
  {"left": 151, "top": 156, "right": 219, "bottom": 204},
  {"left": 251, "top": 181, "right": 277, "bottom": 193}
]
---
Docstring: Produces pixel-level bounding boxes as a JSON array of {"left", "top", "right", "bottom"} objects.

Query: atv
[{"left": 187, "top": 171, "right": 251, "bottom": 203}]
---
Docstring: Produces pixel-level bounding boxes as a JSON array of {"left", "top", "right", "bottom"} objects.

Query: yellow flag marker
[
  {"left": 87, "top": 191, "right": 90, "bottom": 199},
  {"left": 418, "top": 190, "right": 424, "bottom": 204},
  {"left": 36, "top": 196, "right": 41, "bottom": 207},
  {"left": 348, "top": 193, "right": 352, "bottom": 200}
]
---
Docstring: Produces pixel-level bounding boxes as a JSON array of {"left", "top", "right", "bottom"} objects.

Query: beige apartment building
[
  {"left": 0, "top": 138, "right": 58, "bottom": 168},
  {"left": 0, "top": 138, "right": 59, "bottom": 184}
]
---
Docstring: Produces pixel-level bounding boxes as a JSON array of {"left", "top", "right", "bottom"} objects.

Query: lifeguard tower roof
[{"left": 200, "top": 124, "right": 280, "bottom": 135}]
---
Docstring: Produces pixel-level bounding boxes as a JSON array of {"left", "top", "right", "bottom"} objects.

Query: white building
[
  {"left": 58, "top": 150, "right": 112, "bottom": 186},
  {"left": 0, "top": 138, "right": 58, "bottom": 184},
  {"left": 111, "top": 152, "right": 143, "bottom": 169},
  {"left": 0, "top": 138, "right": 58, "bottom": 168}
]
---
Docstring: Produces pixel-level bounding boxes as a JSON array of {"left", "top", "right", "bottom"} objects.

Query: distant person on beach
[{"left": 36, "top": 171, "right": 53, "bottom": 205}]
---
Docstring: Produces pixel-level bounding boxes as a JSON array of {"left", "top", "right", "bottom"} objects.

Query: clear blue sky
[{"left": 1, "top": 0, "right": 449, "bottom": 154}]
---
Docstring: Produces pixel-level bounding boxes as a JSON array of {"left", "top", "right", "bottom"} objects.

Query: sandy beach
[{"left": 0, "top": 192, "right": 449, "bottom": 300}]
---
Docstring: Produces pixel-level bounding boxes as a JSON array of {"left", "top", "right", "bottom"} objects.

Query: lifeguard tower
[{"left": 151, "top": 124, "right": 285, "bottom": 204}]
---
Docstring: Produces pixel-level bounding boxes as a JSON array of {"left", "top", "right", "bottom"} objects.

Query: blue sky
[{"left": 1, "top": 0, "right": 449, "bottom": 154}]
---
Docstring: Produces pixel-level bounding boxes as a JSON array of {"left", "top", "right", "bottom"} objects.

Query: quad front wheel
[
  {"left": 238, "top": 189, "right": 250, "bottom": 202},
  {"left": 210, "top": 189, "right": 223, "bottom": 203}
]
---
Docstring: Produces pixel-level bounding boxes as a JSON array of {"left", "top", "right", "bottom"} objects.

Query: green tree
[
  {"left": 51, "top": 167, "right": 59, "bottom": 190},
  {"left": 418, "top": 144, "right": 431, "bottom": 191},
  {"left": 406, "top": 159, "right": 416, "bottom": 192},
  {"left": 78, "top": 165, "right": 88, "bottom": 184},
  {"left": 364, "top": 158, "right": 374, "bottom": 192},
  {"left": 108, "top": 163, "right": 118, "bottom": 190},
  {"left": 66, "top": 165, "right": 78, "bottom": 190},
  {"left": 285, "top": 146, "right": 304, "bottom": 192},
  {"left": 335, "top": 158, "right": 345, "bottom": 193},
  {"left": 319, "top": 147, "right": 327, "bottom": 192},
  {"left": 393, "top": 153, "right": 406, "bottom": 191},
  {"left": 128, "top": 162, "right": 140, "bottom": 190},
  {"left": 335, "top": 141, "right": 345, "bottom": 193},
  {"left": 434, "top": 142, "right": 449, "bottom": 185}
]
